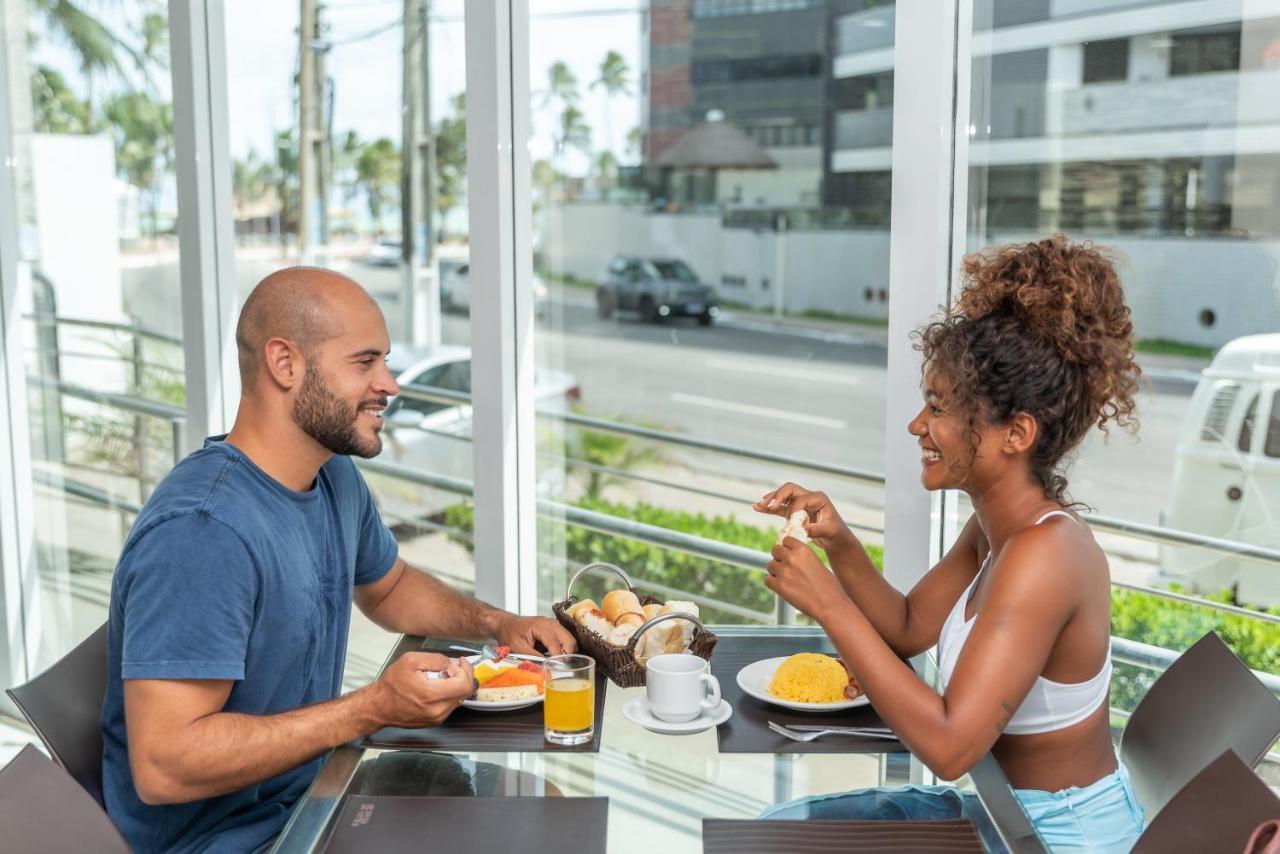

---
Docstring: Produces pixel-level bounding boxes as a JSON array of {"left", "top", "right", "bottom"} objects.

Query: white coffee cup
[{"left": 645, "top": 653, "right": 721, "bottom": 723}]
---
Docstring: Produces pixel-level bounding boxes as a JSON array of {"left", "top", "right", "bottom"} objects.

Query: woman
[{"left": 755, "top": 236, "right": 1143, "bottom": 852}]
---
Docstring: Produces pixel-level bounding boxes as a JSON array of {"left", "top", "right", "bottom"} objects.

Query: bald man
[{"left": 100, "top": 268, "right": 575, "bottom": 852}]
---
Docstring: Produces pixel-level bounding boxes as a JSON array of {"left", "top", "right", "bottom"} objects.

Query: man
[{"left": 101, "top": 267, "right": 575, "bottom": 852}]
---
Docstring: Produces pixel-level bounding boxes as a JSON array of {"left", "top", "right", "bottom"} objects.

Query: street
[{"left": 350, "top": 262, "right": 1194, "bottom": 528}]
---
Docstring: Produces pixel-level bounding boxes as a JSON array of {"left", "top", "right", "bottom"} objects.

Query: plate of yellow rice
[{"left": 736, "top": 653, "right": 868, "bottom": 711}]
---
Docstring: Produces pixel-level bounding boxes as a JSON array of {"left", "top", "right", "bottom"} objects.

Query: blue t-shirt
[{"left": 101, "top": 436, "right": 398, "bottom": 853}]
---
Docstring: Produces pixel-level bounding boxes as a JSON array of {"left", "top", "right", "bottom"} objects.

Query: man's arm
[
  {"left": 354, "top": 557, "right": 576, "bottom": 654},
  {"left": 125, "top": 651, "right": 473, "bottom": 805}
]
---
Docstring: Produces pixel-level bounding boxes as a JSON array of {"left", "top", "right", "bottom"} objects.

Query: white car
[
  {"left": 362, "top": 343, "right": 579, "bottom": 523},
  {"left": 364, "top": 238, "right": 401, "bottom": 267},
  {"left": 441, "top": 261, "right": 550, "bottom": 318},
  {"left": 1160, "top": 333, "right": 1280, "bottom": 606}
]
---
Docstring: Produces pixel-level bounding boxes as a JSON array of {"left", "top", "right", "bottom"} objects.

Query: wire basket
[{"left": 551, "top": 562, "right": 718, "bottom": 688}]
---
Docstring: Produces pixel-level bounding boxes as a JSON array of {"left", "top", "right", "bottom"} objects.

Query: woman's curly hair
[{"left": 915, "top": 235, "right": 1141, "bottom": 503}]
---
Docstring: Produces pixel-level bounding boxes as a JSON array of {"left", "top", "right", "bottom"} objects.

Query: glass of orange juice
[{"left": 543, "top": 654, "right": 595, "bottom": 745}]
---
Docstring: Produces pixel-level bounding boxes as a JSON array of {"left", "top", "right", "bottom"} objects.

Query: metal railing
[{"left": 32, "top": 375, "right": 1280, "bottom": 633}]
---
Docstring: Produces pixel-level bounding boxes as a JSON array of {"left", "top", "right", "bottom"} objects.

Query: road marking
[
  {"left": 707, "top": 357, "right": 860, "bottom": 386},
  {"left": 670, "top": 392, "right": 848, "bottom": 430}
]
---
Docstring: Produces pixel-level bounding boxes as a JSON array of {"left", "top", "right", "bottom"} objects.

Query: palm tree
[
  {"left": 356, "top": 138, "right": 401, "bottom": 229},
  {"left": 556, "top": 105, "right": 591, "bottom": 175},
  {"left": 591, "top": 51, "right": 630, "bottom": 160},
  {"left": 102, "top": 90, "right": 173, "bottom": 240},
  {"left": 31, "top": 0, "right": 149, "bottom": 106},
  {"left": 542, "top": 61, "right": 579, "bottom": 110}
]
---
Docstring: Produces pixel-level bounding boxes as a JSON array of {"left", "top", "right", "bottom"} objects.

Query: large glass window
[
  {"left": 526, "top": 0, "right": 892, "bottom": 627},
  {"left": 224, "top": 0, "right": 472, "bottom": 688},
  {"left": 967, "top": 3, "right": 1280, "bottom": 714},
  {"left": 3, "top": 0, "right": 184, "bottom": 667}
]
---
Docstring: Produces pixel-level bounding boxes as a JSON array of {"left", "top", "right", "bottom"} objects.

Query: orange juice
[{"left": 544, "top": 677, "right": 594, "bottom": 731}]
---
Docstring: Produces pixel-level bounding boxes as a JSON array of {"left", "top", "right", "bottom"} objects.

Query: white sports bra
[{"left": 936, "top": 510, "right": 1112, "bottom": 736}]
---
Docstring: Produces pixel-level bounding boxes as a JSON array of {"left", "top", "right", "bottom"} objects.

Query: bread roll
[
  {"left": 580, "top": 608, "right": 614, "bottom": 639},
  {"left": 777, "top": 510, "right": 810, "bottom": 545},
  {"left": 615, "top": 612, "right": 644, "bottom": 629},
  {"left": 568, "top": 599, "right": 600, "bottom": 623},
  {"left": 634, "top": 612, "right": 667, "bottom": 665},
  {"left": 608, "top": 622, "right": 638, "bottom": 647},
  {"left": 659, "top": 601, "right": 700, "bottom": 653},
  {"left": 603, "top": 589, "right": 643, "bottom": 624}
]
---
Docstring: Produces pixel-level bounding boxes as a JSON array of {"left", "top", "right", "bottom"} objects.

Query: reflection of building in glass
[
  {"left": 643, "top": 0, "right": 851, "bottom": 206},
  {"left": 828, "top": 0, "right": 1280, "bottom": 238}
]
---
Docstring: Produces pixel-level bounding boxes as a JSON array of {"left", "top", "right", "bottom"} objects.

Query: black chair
[
  {"left": 0, "top": 744, "right": 129, "bottom": 853},
  {"left": 1119, "top": 631, "right": 1280, "bottom": 821},
  {"left": 968, "top": 753, "right": 1049, "bottom": 854},
  {"left": 1133, "top": 749, "right": 1280, "bottom": 853},
  {"left": 5, "top": 622, "right": 109, "bottom": 806}
]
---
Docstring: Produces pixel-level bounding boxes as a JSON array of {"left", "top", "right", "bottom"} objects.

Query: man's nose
[{"left": 375, "top": 364, "right": 399, "bottom": 396}]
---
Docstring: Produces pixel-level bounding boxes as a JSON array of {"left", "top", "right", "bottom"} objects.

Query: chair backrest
[
  {"left": 0, "top": 744, "right": 129, "bottom": 853},
  {"left": 4, "top": 622, "right": 109, "bottom": 807},
  {"left": 967, "top": 753, "right": 1049, "bottom": 854},
  {"left": 1133, "top": 749, "right": 1280, "bottom": 854},
  {"left": 1119, "top": 631, "right": 1280, "bottom": 819}
]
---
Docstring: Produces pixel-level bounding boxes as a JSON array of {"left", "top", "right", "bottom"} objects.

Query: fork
[{"left": 767, "top": 721, "right": 898, "bottom": 742}]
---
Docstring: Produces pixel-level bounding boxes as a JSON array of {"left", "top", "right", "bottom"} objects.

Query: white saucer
[{"left": 621, "top": 696, "right": 732, "bottom": 734}]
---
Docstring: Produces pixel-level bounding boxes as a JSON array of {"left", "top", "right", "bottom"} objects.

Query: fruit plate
[{"left": 459, "top": 654, "right": 545, "bottom": 711}]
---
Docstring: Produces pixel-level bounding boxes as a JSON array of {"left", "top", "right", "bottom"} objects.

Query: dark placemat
[
  {"left": 704, "top": 819, "right": 984, "bottom": 853},
  {"left": 712, "top": 635, "right": 909, "bottom": 754},
  {"left": 363, "top": 645, "right": 607, "bottom": 753},
  {"left": 323, "top": 795, "right": 609, "bottom": 854}
]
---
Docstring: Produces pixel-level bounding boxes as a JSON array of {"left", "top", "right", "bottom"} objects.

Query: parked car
[
  {"left": 364, "top": 238, "right": 402, "bottom": 267},
  {"left": 1159, "top": 333, "right": 1280, "bottom": 606},
  {"left": 440, "top": 262, "right": 550, "bottom": 319},
  {"left": 596, "top": 256, "right": 719, "bottom": 325},
  {"left": 361, "top": 344, "right": 579, "bottom": 523}
]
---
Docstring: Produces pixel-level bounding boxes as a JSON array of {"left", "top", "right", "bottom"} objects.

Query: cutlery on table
[
  {"left": 786, "top": 724, "right": 893, "bottom": 734},
  {"left": 767, "top": 721, "right": 898, "bottom": 742}
]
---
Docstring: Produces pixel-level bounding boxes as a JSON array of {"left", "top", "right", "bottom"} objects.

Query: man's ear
[
  {"left": 263, "top": 338, "right": 302, "bottom": 390},
  {"left": 1004, "top": 412, "right": 1038, "bottom": 455}
]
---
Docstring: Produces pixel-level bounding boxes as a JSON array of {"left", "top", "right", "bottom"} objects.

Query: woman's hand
[
  {"left": 753, "top": 482, "right": 856, "bottom": 555},
  {"left": 764, "top": 537, "right": 850, "bottom": 625}
]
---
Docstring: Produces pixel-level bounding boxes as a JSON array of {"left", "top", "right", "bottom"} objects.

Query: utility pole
[
  {"left": 298, "top": 0, "right": 329, "bottom": 264},
  {"left": 401, "top": 0, "right": 438, "bottom": 346}
]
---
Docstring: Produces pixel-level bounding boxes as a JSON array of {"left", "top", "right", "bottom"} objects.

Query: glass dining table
[{"left": 270, "top": 628, "right": 1046, "bottom": 854}]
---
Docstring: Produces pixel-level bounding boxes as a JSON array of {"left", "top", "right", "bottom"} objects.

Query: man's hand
[
  {"left": 369, "top": 651, "right": 475, "bottom": 729},
  {"left": 495, "top": 614, "right": 577, "bottom": 655}
]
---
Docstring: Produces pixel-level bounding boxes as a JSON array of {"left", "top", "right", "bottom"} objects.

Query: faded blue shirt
[{"left": 102, "top": 436, "right": 398, "bottom": 853}]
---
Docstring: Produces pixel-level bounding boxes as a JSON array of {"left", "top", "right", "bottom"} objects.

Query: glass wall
[
  {"left": 3, "top": 0, "right": 184, "bottom": 670},
  {"left": 965, "top": 1, "right": 1280, "bottom": 711},
  {"left": 528, "top": 0, "right": 893, "bottom": 625},
  {"left": 224, "top": 0, "right": 472, "bottom": 688}
]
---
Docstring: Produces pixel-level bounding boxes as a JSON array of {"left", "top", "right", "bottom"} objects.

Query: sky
[{"left": 222, "top": 0, "right": 646, "bottom": 174}]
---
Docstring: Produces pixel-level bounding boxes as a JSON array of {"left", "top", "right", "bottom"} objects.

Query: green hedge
[{"left": 440, "top": 498, "right": 1278, "bottom": 709}]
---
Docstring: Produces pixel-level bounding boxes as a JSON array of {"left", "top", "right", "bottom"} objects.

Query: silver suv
[{"left": 596, "top": 256, "right": 719, "bottom": 326}]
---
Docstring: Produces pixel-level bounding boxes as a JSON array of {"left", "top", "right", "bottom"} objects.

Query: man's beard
[{"left": 291, "top": 366, "right": 384, "bottom": 458}]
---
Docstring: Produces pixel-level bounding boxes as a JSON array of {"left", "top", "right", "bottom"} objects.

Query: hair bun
[{"left": 956, "top": 235, "right": 1131, "bottom": 365}]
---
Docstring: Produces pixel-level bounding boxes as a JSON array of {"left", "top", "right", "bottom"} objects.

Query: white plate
[
  {"left": 621, "top": 696, "right": 732, "bottom": 734},
  {"left": 735, "top": 656, "right": 870, "bottom": 712},
  {"left": 459, "top": 654, "right": 545, "bottom": 711}
]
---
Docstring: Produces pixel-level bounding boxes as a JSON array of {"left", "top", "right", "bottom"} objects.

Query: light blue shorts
[{"left": 759, "top": 762, "right": 1144, "bottom": 853}]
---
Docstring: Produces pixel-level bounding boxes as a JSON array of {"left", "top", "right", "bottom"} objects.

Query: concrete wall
[{"left": 540, "top": 202, "right": 1280, "bottom": 345}]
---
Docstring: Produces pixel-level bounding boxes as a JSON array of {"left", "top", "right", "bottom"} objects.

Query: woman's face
[{"left": 907, "top": 370, "right": 999, "bottom": 492}]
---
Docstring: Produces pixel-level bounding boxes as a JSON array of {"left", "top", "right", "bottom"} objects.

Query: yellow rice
[{"left": 767, "top": 653, "right": 847, "bottom": 703}]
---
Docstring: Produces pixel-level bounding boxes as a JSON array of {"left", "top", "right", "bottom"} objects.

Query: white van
[{"left": 1160, "top": 334, "right": 1280, "bottom": 607}]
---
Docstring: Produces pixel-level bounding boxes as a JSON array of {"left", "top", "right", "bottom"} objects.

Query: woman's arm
[
  {"left": 756, "top": 484, "right": 985, "bottom": 656},
  {"left": 766, "top": 523, "right": 1078, "bottom": 779}
]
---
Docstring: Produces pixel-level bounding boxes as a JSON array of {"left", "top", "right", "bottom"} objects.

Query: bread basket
[{"left": 552, "top": 562, "right": 718, "bottom": 687}]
